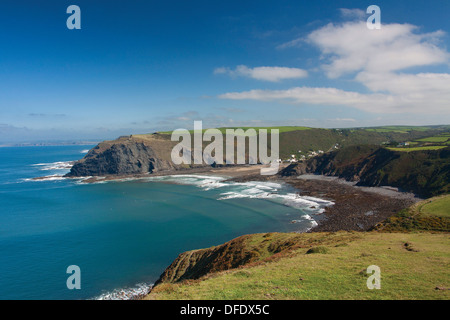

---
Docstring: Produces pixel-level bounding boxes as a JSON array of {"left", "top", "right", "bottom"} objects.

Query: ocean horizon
[{"left": 0, "top": 145, "right": 330, "bottom": 299}]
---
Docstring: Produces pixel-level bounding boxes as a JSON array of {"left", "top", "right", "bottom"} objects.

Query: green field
[
  {"left": 365, "top": 126, "right": 435, "bottom": 133},
  {"left": 134, "top": 124, "right": 450, "bottom": 160},
  {"left": 387, "top": 146, "right": 447, "bottom": 152},
  {"left": 146, "top": 191, "right": 450, "bottom": 300},
  {"left": 147, "top": 232, "right": 449, "bottom": 300},
  {"left": 158, "top": 126, "right": 312, "bottom": 135},
  {"left": 420, "top": 195, "right": 450, "bottom": 218},
  {"left": 416, "top": 136, "right": 450, "bottom": 143},
  {"left": 373, "top": 195, "right": 450, "bottom": 232}
]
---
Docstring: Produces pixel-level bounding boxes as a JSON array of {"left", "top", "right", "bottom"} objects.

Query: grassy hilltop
[
  {"left": 155, "top": 124, "right": 450, "bottom": 159},
  {"left": 147, "top": 233, "right": 449, "bottom": 300},
  {"left": 67, "top": 124, "right": 449, "bottom": 300},
  {"left": 282, "top": 144, "right": 450, "bottom": 197},
  {"left": 140, "top": 125, "right": 450, "bottom": 300},
  {"left": 146, "top": 196, "right": 450, "bottom": 300},
  {"left": 67, "top": 124, "right": 450, "bottom": 177}
]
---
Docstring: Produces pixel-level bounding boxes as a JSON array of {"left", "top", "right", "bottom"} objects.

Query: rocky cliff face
[
  {"left": 66, "top": 134, "right": 181, "bottom": 177},
  {"left": 153, "top": 232, "right": 357, "bottom": 286},
  {"left": 155, "top": 235, "right": 261, "bottom": 285},
  {"left": 280, "top": 145, "right": 450, "bottom": 197}
]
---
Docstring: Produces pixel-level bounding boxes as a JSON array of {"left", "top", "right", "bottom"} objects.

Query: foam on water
[
  {"left": 84, "top": 177, "right": 332, "bottom": 299},
  {"left": 24, "top": 164, "right": 333, "bottom": 230},
  {"left": 146, "top": 174, "right": 230, "bottom": 190},
  {"left": 33, "top": 161, "right": 75, "bottom": 171},
  {"left": 23, "top": 174, "right": 67, "bottom": 182},
  {"left": 2, "top": 146, "right": 337, "bottom": 299},
  {"left": 92, "top": 282, "right": 153, "bottom": 300},
  {"left": 146, "top": 175, "right": 334, "bottom": 228}
]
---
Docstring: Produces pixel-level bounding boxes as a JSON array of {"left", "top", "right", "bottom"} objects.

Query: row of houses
[{"left": 276, "top": 149, "right": 325, "bottom": 163}]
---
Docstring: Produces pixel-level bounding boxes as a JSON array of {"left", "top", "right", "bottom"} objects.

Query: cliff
[
  {"left": 66, "top": 126, "right": 450, "bottom": 177},
  {"left": 66, "top": 134, "right": 183, "bottom": 177},
  {"left": 146, "top": 232, "right": 449, "bottom": 300},
  {"left": 280, "top": 145, "right": 450, "bottom": 198},
  {"left": 153, "top": 232, "right": 359, "bottom": 286}
]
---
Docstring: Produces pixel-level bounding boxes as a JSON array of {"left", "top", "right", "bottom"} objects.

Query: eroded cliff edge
[
  {"left": 65, "top": 134, "right": 185, "bottom": 177},
  {"left": 280, "top": 145, "right": 450, "bottom": 198},
  {"left": 153, "top": 232, "right": 359, "bottom": 286}
]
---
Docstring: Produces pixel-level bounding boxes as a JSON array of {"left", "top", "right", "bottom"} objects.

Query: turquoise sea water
[{"left": 0, "top": 146, "right": 331, "bottom": 300}]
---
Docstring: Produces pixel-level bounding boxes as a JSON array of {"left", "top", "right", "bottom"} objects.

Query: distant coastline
[{"left": 0, "top": 141, "right": 100, "bottom": 148}]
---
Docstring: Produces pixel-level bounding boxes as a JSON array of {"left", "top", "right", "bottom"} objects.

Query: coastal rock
[
  {"left": 279, "top": 145, "right": 450, "bottom": 198},
  {"left": 66, "top": 134, "right": 182, "bottom": 177},
  {"left": 155, "top": 235, "right": 260, "bottom": 285},
  {"left": 152, "top": 232, "right": 356, "bottom": 287}
]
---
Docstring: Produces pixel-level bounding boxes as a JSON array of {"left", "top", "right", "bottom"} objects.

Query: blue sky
[{"left": 0, "top": 0, "right": 449, "bottom": 142}]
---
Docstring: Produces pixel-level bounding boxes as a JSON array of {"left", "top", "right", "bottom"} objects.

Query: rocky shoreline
[
  {"left": 34, "top": 161, "right": 419, "bottom": 232},
  {"left": 226, "top": 170, "right": 419, "bottom": 232},
  {"left": 283, "top": 176, "right": 418, "bottom": 232},
  {"left": 65, "top": 163, "right": 420, "bottom": 232},
  {"left": 141, "top": 168, "right": 421, "bottom": 300}
]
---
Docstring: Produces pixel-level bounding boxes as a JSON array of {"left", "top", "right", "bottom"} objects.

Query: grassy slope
[
  {"left": 374, "top": 195, "right": 450, "bottom": 232},
  {"left": 387, "top": 146, "right": 447, "bottom": 152},
  {"left": 420, "top": 195, "right": 450, "bottom": 218},
  {"left": 147, "top": 232, "right": 449, "bottom": 300},
  {"left": 146, "top": 195, "right": 450, "bottom": 300},
  {"left": 285, "top": 144, "right": 449, "bottom": 198},
  {"left": 416, "top": 136, "right": 450, "bottom": 143},
  {"left": 143, "top": 125, "right": 450, "bottom": 159},
  {"left": 364, "top": 125, "right": 450, "bottom": 133},
  {"left": 157, "top": 126, "right": 312, "bottom": 135}
]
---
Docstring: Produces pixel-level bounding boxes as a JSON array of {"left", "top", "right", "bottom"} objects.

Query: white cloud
[
  {"left": 219, "top": 20, "right": 450, "bottom": 115},
  {"left": 356, "top": 72, "right": 450, "bottom": 95},
  {"left": 219, "top": 87, "right": 406, "bottom": 114},
  {"left": 339, "top": 8, "right": 366, "bottom": 20},
  {"left": 328, "top": 118, "right": 357, "bottom": 122},
  {"left": 214, "top": 65, "right": 308, "bottom": 82},
  {"left": 276, "top": 37, "right": 304, "bottom": 50},
  {"left": 307, "top": 22, "right": 448, "bottom": 78}
]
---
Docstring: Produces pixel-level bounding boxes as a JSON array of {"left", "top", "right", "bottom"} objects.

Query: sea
[{"left": 0, "top": 145, "right": 333, "bottom": 300}]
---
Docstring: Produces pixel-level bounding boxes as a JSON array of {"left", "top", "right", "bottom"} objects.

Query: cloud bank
[
  {"left": 214, "top": 65, "right": 308, "bottom": 82},
  {"left": 219, "top": 20, "right": 450, "bottom": 114}
]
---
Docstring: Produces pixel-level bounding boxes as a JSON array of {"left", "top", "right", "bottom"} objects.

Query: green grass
[
  {"left": 147, "top": 232, "right": 450, "bottom": 300},
  {"left": 387, "top": 146, "right": 447, "bottom": 152},
  {"left": 128, "top": 125, "right": 450, "bottom": 160},
  {"left": 374, "top": 195, "right": 450, "bottom": 232},
  {"left": 365, "top": 126, "right": 435, "bottom": 133},
  {"left": 158, "top": 126, "right": 312, "bottom": 135},
  {"left": 415, "top": 136, "right": 450, "bottom": 143},
  {"left": 420, "top": 195, "right": 450, "bottom": 218}
]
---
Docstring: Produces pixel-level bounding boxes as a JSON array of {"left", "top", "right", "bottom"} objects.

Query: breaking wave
[
  {"left": 146, "top": 174, "right": 334, "bottom": 230},
  {"left": 23, "top": 174, "right": 67, "bottom": 182},
  {"left": 32, "top": 161, "right": 75, "bottom": 171},
  {"left": 91, "top": 282, "right": 153, "bottom": 300}
]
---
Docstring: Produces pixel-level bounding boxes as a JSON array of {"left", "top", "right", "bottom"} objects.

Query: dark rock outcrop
[
  {"left": 66, "top": 135, "right": 181, "bottom": 177},
  {"left": 155, "top": 235, "right": 260, "bottom": 285},
  {"left": 280, "top": 145, "right": 450, "bottom": 198},
  {"left": 153, "top": 232, "right": 357, "bottom": 286}
]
